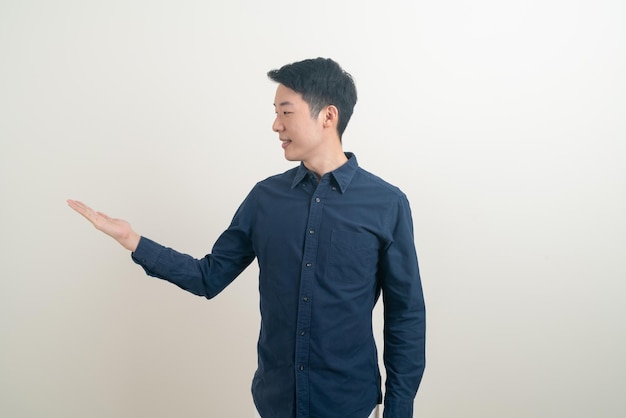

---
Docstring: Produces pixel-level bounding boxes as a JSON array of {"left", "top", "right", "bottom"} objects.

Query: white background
[{"left": 1, "top": 1, "right": 624, "bottom": 417}]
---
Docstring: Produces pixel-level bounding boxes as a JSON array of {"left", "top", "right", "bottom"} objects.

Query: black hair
[{"left": 267, "top": 57, "right": 357, "bottom": 139}]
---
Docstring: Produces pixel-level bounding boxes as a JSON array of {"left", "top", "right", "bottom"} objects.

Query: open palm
[{"left": 67, "top": 199, "right": 140, "bottom": 251}]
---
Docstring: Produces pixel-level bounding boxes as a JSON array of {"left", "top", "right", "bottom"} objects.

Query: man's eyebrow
[{"left": 273, "top": 101, "right": 294, "bottom": 107}]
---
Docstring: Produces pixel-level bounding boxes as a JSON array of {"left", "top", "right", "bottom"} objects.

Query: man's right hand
[{"left": 67, "top": 199, "right": 141, "bottom": 252}]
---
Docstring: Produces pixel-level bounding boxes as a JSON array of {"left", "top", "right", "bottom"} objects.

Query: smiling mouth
[{"left": 281, "top": 139, "right": 292, "bottom": 148}]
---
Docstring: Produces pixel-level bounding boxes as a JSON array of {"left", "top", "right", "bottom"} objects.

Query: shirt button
[
  {"left": 299, "top": 365, "right": 304, "bottom": 371},
  {"left": 332, "top": 186, "right": 337, "bottom": 191},
  {"left": 305, "top": 262, "right": 312, "bottom": 268},
  {"left": 303, "top": 296, "right": 309, "bottom": 302},
  {"left": 315, "top": 197, "right": 321, "bottom": 203},
  {"left": 300, "top": 331, "right": 305, "bottom": 336},
  {"left": 309, "top": 229, "right": 315, "bottom": 235}
]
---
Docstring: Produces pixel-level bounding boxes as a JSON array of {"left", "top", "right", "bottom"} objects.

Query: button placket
[{"left": 294, "top": 174, "right": 333, "bottom": 417}]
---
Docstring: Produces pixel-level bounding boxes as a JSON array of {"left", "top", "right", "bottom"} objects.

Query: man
[{"left": 68, "top": 57, "right": 425, "bottom": 418}]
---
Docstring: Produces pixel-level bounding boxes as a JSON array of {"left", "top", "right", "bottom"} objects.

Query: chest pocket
[{"left": 326, "top": 230, "right": 380, "bottom": 282}]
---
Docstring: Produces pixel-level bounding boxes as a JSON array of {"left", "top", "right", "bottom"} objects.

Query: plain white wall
[{"left": 1, "top": 0, "right": 624, "bottom": 417}]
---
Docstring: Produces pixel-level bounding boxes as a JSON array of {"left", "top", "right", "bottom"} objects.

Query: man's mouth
[{"left": 281, "top": 139, "right": 292, "bottom": 149}]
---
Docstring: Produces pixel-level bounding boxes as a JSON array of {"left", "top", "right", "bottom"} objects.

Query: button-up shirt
[{"left": 131, "top": 153, "right": 425, "bottom": 418}]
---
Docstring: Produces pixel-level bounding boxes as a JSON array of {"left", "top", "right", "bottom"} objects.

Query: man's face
[{"left": 272, "top": 84, "right": 325, "bottom": 162}]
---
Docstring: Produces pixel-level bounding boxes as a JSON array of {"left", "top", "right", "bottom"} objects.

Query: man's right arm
[
  {"left": 130, "top": 230, "right": 255, "bottom": 299},
  {"left": 67, "top": 198, "right": 256, "bottom": 299}
]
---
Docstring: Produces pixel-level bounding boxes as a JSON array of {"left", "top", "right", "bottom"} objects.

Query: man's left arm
[{"left": 380, "top": 194, "right": 426, "bottom": 418}]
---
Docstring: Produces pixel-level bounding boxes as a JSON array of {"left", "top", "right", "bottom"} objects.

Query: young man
[{"left": 68, "top": 58, "right": 425, "bottom": 418}]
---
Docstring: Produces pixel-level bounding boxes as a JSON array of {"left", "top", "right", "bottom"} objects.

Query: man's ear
[{"left": 322, "top": 105, "right": 339, "bottom": 128}]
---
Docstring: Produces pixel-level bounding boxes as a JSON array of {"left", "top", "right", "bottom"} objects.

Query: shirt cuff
[
  {"left": 130, "top": 236, "right": 162, "bottom": 272},
  {"left": 383, "top": 397, "right": 414, "bottom": 418}
]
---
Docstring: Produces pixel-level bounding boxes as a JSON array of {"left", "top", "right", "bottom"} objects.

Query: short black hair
[{"left": 267, "top": 58, "right": 357, "bottom": 139}]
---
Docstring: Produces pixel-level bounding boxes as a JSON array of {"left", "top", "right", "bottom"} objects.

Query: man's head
[{"left": 267, "top": 58, "right": 357, "bottom": 140}]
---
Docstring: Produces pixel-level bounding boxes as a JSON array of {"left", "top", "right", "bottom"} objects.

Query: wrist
[{"left": 120, "top": 231, "right": 141, "bottom": 252}]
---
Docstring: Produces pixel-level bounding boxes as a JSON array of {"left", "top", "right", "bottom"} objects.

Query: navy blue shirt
[{"left": 131, "top": 153, "right": 425, "bottom": 418}]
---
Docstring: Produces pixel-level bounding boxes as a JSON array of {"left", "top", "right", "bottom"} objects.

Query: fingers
[
  {"left": 96, "top": 211, "right": 112, "bottom": 221},
  {"left": 67, "top": 199, "right": 105, "bottom": 226},
  {"left": 67, "top": 199, "right": 90, "bottom": 213},
  {"left": 67, "top": 199, "right": 92, "bottom": 218}
]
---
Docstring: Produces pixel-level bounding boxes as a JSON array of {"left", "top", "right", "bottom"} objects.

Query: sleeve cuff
[
  {"left": 383, "top": 397, "right": 414, "bottom": 418},
  {"left": 130, "top": 236, "right": 163, "bottom": 274}
]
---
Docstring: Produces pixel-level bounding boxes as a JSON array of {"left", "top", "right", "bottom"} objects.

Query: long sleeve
[
  {"left": 380, "top": 195, "right": 426, "bottom": 418},
  {"left": 130, "top": 200, "right": 256, "bottom": 299}
]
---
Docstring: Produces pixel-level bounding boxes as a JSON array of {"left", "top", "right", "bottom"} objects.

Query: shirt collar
[{"left": 291, "top": 152, "right": 358, "bottom": 193}]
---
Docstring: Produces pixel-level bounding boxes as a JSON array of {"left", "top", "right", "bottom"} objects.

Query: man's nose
[{"left": 272, "top": 117, "right": 283, "bottom": 132}]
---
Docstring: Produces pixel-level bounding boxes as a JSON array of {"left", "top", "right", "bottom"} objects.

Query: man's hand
[{"left": 67, "top": 199, "right": 141, "bottom": 252}]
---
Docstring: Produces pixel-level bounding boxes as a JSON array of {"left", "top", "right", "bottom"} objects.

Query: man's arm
[
  {"left": 380, "top": 195, "right": 426, "bottom": 418},
  {"left": 67, "top": 198, "right": 256, "bottom": 299},
  {"left": 67, "top": 199, "right": 141, "bottom": 251}
]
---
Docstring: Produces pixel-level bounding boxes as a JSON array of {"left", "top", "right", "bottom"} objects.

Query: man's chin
[{"left": 283, "top": 153, "right": 300, "bottom": 162}]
